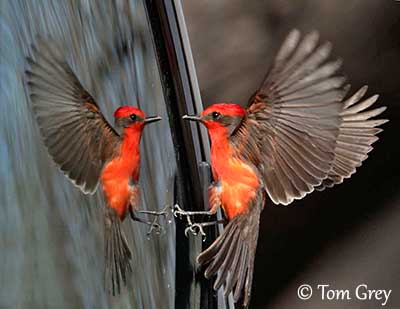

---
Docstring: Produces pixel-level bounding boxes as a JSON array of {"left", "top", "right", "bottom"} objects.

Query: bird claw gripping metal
[
  {"left": 146, "top": 217, "right": 163, "bottom": 236},
  {"left": 131, "top": 205, "right": 174, "bottom": 236},
  {"left": 137, "top": 204, "right": 173, "bottom": 218},
  {"left": 173, "top": 204, "right": 215, "bottom": 217},
  {"left": 174, "top": 204, "right": 225, "bottom": 239}
]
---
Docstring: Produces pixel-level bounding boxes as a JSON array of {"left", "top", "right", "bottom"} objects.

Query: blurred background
[
  {"left": 0, "top": 0, "right": 399, "bottom": 309},
  {"left": 183, "top": 0, "right": 400, "bottom": 308},
  {"left": 0, "top": 1, "right": 176, "bottom": 308}
]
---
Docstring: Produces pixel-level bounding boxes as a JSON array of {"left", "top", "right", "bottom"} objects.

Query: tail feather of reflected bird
[
  {"left": 104, "top": 208, "right": 132, "bottom": 295},
  {"left": 25, "top": 36, "right": 161, "bottom": 295}
]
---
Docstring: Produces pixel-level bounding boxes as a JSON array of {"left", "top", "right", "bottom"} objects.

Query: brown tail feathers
[
  {"left": 197, "top": 202, "right": 261, "bottom": 307},
  {"left": 104, "top": 207, "right": 132, "bottom": 295}
]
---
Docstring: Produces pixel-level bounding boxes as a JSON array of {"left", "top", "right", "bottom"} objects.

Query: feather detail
[
  {"left": 230, "top": 30, "right": 387, "bottom": 205},
  {"left": 316, "top": 87, "right": 388, "bottom": 190},
  {"left": 197, "top": 192, "right": 262, "bottom": 307},
  {"left": 26, "top": 36, "right": 120, "bottom": 194}
]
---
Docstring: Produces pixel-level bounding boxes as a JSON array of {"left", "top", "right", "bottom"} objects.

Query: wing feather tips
[
  {"left": 25, "top": 37, "right": 120, "bottom": 195},
  {"left": 244, "top": 30, "right": 352, "bottom": 205},
  {"left": 245, "top": 31, "right": 388, "bottom": 205},
  {"left": 316, "top": 86, "right": 388, "bottom": 191},
  {"left": 264, "top": 30, "right": 339, "bottom": 96},
  {"left": 274, "top": 29, "right": 301, "bottom": 64}
]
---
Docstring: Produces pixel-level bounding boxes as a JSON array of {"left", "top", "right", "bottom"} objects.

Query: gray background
[{"left": 183, "top": 1, "right": 399, "bottom": 308}]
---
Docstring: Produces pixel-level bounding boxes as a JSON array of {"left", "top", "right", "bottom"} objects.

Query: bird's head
[
  {"left": 183, "top": 103, "right": 246, "bottom": 137},
  {"left": 114, "top": 106, "right": 161, "bottom": 135}
]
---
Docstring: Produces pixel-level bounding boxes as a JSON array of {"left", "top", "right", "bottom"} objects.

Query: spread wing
[
  {"left": 233, "top": 30, "right": 387, "bottom": 205},
  {"left": 315, "top": 86, "right": 387, "bottom": 191},
  {"left": 26, "top": 37, "right": 120, "bottom": 194}
]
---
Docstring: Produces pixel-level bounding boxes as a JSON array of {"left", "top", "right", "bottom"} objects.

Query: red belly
[
  {"left": 220, "top": 179, "right": 258, "bottom": 219},
  {"left": 101, "top": 159, "right": 132, "bottom": 219},
  {"left": 102, "top": 179, "right": 130, "bottom": 219},
  {"left": 214, "top": 157, "right": 260, "bottom": 220}
]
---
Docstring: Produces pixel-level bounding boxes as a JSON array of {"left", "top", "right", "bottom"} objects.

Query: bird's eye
[
  {"left": 130, "top": 114, "right": 137, "bottom": 121},
  {"left": 211, "top": 112, "right": 221, "bottom": 120}
]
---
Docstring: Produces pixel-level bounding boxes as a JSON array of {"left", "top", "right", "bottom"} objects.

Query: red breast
[{"left": 101, "top": 128, "right": 142, "bottom": 219}]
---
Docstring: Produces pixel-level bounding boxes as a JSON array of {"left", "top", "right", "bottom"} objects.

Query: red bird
[
  {"left": 25, "top": 38, "right": 162, "bottom": 295},
  {"left": 179, "top": 30, "right": 388, "bottom": 307}
]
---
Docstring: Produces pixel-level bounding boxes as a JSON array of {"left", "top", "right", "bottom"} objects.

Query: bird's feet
[
  {"left": 174, "top": 204, "right": 225, "bottom": 238},
  {"left": 173, "top": 204, "right": 216, "bottom": 217},
  {"left": 146, "top": 217, "right": 163, "bottom": 236},
  {"left": 184, "top": 221, "right": 225, "bottom": 237},
  {"left": 137, "top": 204, "right": 173, "bottom": 217},
  {"left": 130, "top": 207, "right": 172, "bottom": 236},
  {"left": 136, "top": 205, "right": 173, "bottom": 235}
]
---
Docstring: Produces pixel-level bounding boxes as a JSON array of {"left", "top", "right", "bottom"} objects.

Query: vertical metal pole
[{"left": 144, "top": 0, "right": 219, "bottom": 308}]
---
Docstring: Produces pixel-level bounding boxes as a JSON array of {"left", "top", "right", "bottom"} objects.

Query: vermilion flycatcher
[
  {"left": 25, "top": 38, "right": 162, "bottom": 295},
  {"left": 178, "top": 30, "right": 388, "bottom": 307}
]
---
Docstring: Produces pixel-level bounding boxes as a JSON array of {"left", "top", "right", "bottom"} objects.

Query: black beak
[
  {"left": 182, "top": 115, "right": 202, "bottom": 122},
  {"left": 143, "top": 116, "right": 162, "bottom": 124}
]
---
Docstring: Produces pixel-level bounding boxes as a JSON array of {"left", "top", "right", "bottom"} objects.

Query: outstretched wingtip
[{"left": 288, "top": 28, "right": 301, "bottom": 37}]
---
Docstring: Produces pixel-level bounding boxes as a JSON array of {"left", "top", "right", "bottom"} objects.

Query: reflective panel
[{"left": 0, "top": 1, "right": 176, "bottom": 308}]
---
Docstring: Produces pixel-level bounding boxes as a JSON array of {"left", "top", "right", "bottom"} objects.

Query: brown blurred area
[{"left": 183, "top": 1, "right": 400, "bottom": 308}]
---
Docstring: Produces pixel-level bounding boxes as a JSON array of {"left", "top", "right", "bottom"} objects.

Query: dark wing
[
  {"left": 197, "top": 191, "right": 262, "bottom": 307},
  {"left": 233, "top": 30, "right": 387, "bottom": 205},
  {"left": 316, "top": 86, "right": 387, "bottom": 190},
  {"left": 26, "top": 37, "right": 120, "bottom": 194}
]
